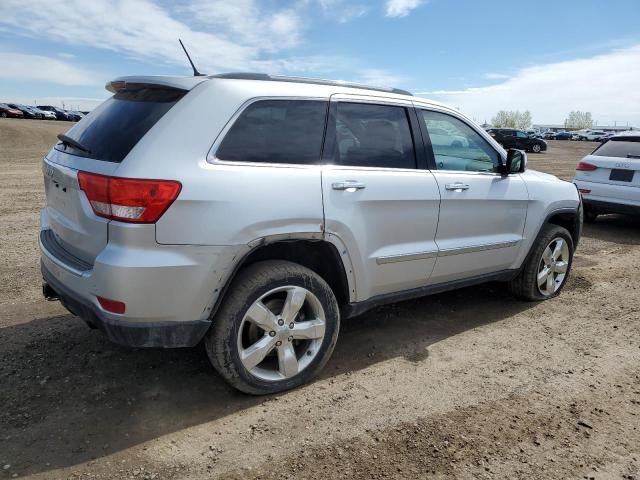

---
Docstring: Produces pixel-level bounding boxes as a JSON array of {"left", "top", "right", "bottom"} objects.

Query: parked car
[
  {"left": 7, "top": 103, "right": 44, "bottom": 119},
  {"left": 486, "top": 128, "right": 547, "bottom": 153},
  {"left": 582, "top": 130, "right": 607, "bottom": 141},
  {"left": 554, "top": 132, "right": 573, "bottom": 140},
  {"left": 31, "top": 107, "right": 56, "bottom": 120},
  {"left": 0, "top": 103, "right": 24, "bottom": 118},
  {"left": 574, "top": 134, "right": 640, "bottom": 221},
  {"left": 40, "top": 73, "right": 582, "bottom": 394},
  {"left": 37, "top": 105, "right": 72, "bottom": 121},
  {"left": 64, "top": 110, "right": 82, "bottom": 122},
  {"left": 542, "top": 132, "right": 556, "bottom": 140}
]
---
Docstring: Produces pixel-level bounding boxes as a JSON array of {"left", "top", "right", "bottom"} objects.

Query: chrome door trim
[
  {"left": 437, "top": 240, "right": 520, "bottom": 257},
  {"left": 375, "top": 250, "right": 438, "bottom": 265}
]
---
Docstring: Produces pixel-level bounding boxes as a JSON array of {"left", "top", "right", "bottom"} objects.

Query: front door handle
[
  {"left": 332, "top": 181, "right": 366, "bottom": 191},
  {"left": 445, "top": 183, "right": 470, "bottom": 191}
]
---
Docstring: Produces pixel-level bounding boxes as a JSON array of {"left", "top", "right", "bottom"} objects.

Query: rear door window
[
  {"left": 55, "top": 86, "right": 186, "bottom": 163},
  {"left": 216, "top": 100, "right": 328, "bottom": 164},
  {"left": 331, "top": 102, "right": 416, "bottom": 169},
  {"left": 592, "top": 138, "right": 640, "bottom": 158}
]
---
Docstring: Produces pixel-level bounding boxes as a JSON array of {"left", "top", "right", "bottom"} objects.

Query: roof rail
[{"left": 209, "top": 72, "right": 413, "bottom": 96}]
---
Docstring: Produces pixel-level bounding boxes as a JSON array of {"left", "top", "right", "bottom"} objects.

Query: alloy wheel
[
  {"left": 537, "top": 237, "right": 570, "bottom": 296},
  {"left": 237, "top": 286, "right": 326, "bottom": 381}
]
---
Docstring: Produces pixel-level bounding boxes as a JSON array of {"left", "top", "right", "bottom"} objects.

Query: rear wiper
[{"left": 57, "top": 133, "right": 91, "bottom": 154}]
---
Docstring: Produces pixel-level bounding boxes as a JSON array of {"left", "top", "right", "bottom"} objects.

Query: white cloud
[
  {"left": 385, "top": 0, "right": 425, "bottom": 17},
  {"left": 0, "top": 52, "right": 101, "bottom": 86},
  {"left": 317, "top": 0, "right": 368, "bottom": 23},
  {"left": 422, "top": 45, "right": 640, "bottom": 125},
  {"left": 482, "top": 72, "right": 510, "bottom": 80},
  {"left": 0, "top": 0, "right": 310, "bottom": 75},
  {"left": 353, "top": 68, "right": 406, "bottom": 88}
]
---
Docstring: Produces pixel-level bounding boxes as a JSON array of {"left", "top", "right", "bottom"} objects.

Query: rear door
[
  {"left": 321, "top": 96, "right": 440, "bottom": 300},
  {"left": 42, "top": 83, "right": 187, "bottom": 264},
  {"left": 415, "top": 107, "right": 528, "bottom": 283}
]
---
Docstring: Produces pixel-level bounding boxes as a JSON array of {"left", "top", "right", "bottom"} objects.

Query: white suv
[
  {"left": 574, "top": 134, "right": 640, "bottom": 221},
  {"left": 40, "top": 73, "right": 582, "bottom": 394}
]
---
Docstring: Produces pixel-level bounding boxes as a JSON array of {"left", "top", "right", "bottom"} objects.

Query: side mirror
[{"left": 505, "top": 148, "right": 526, "bottom": 174}]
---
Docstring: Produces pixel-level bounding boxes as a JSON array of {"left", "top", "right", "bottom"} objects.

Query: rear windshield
[
  {"left": 55, "top": 86, "right": 185, "bottom": 163},
  {"left": 592, "top": 137, "right": 640, "bottom": 159}
]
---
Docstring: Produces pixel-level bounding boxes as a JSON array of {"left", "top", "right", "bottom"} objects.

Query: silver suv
[{"left": 40, "top": 73, "right": 582, "bottom": 394}]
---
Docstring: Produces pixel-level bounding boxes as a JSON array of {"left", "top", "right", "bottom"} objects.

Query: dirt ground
[{"left": 1, "top": 118, "right": 638, "bottom": 480}]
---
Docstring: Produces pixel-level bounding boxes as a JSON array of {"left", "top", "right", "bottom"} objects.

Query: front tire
[
  {"left": 531, "top": 143, "right": 542, "bottom": 153},
  {"left": 509, "top": 224, "right": 574, "bottom": 301},
  {"left": 205, "top": 260, "right": 340, "bottom": 395}
]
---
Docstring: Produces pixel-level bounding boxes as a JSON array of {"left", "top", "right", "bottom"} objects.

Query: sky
[{"left": 1, "top": 0, "right": 639, "bottom": 126}]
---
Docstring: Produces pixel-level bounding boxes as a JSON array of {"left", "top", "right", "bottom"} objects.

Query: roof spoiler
[{"left": 105, "top": 76, "right": 208, "bottom": 93}]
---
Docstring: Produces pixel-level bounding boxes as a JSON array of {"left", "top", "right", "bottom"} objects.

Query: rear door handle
[
  {"left": 332, "top": 181, "right": 366, "bottom": 191},
  {"left": 445, "top": 183, "right": 470, "bottom": 191}
]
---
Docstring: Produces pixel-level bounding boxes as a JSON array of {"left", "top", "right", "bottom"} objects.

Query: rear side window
[
  {"left": 55, "top": 86, "right": 185, "bottom": 163},
  {"left": 216, "top": 100, "right": 328, "bottom": 164},
  {"left": 332, "top": 102, "right": 416, "bottom": 169},
  {"left": 592, "top": 137, "right": 640, "bottom": 158}
]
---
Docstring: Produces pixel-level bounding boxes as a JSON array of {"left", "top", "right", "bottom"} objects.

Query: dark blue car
[{"left": 553, "top": 132, "right": 573, "bottom": 140}]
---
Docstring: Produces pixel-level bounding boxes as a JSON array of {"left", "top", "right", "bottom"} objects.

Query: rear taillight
[
  {"left": 576, "top": 161, "right": 598, "bottom": 171},
  {"left": 78, "top": 172, "right": 181, "bottom": 223}
]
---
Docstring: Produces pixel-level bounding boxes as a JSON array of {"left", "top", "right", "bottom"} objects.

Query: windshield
[
  {"left": 55, "top": 86, "right": 185, "bottom": 163},
  {"left": 592, "top": 137, "right": 640, "bottom": 158}
]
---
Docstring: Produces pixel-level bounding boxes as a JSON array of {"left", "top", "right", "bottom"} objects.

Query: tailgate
[{"left": 42, "top": 154, "right": 114, "bottom": 265}]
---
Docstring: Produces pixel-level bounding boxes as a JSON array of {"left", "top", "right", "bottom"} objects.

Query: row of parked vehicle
[
  {"left": 535, "top": 130, "right": 615, "bottom": 142},
  {"left": 0, "top": 103, "right": 85, "bottom": 121}
]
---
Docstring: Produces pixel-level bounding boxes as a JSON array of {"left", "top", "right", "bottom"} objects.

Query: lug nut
[
  {"left": 277, "top": 319, "right": 284, "bottom": 326},
  {"left": 289, "top": 322, "right": 295, "bottom": 329},
  {"left": 276, "top": 340, "right": 282, "bottom": 346},
  {"left": 269, "top": 331, "right": 276, "bottom": 337},
  {"left": 288, "top": 336, "right": 293, "bottom": 342}
]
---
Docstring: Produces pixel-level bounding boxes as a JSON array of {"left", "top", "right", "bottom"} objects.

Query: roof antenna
[{"left": 179, "top": 39, "right": 205, "bottom": 77}]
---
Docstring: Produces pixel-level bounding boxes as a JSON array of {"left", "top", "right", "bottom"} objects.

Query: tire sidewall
[
  {"left": 207, "top": 262, "right": 340, "bottom": 394},
  {"left": 527, "top": 226, "right": 574, "bottom": 300}
]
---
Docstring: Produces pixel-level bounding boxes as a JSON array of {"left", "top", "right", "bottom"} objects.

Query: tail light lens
[
  {"left": 78, "top": 172, "right": 181, "bottom": 223},
  {"left": 576, "top": 161, "right": 598, "bottom": 171}
]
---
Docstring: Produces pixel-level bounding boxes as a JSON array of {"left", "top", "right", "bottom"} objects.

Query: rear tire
[
  {"left": 205, "top": 260, "right": 340, "bottom": 395},
  {"left": 509, "top": 224, "right": 574, "bottom": 301},
  {"left": 583, "top": 207, "right": 598, "bottom": 223}
]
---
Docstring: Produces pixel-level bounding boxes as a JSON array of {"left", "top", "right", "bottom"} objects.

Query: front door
[
  {"left": 321, "top": 97, "right": 441, "bottom": 301},
  {"left": 416, "top": 107, "right": 529, "bottom": 284}
]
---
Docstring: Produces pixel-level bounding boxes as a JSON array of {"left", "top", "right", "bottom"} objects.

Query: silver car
[{"left": 40, "top": 73, "right": 582, "bottom": 394}]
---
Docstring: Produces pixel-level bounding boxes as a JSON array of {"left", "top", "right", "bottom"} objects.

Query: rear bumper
[
  {"left": 574, "top": 179, "right": 640, "bottom": 215},
  {"left": 42, "top": 261, "right": 211, "bottom": 348},
  {"left": 583, "top": 199, "right": 640, "bottom": 216}
]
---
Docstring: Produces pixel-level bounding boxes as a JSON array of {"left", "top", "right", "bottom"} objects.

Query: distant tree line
[
  {"left": 491, "top": 110, "right": 532, "bottom": 129},
  {"left": 490, "top": 110, "right": 595, "bottom": 131}
]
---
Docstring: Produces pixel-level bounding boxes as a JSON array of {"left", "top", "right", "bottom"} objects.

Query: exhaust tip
[{"left": 42, "top": 283, "right": 59, "bottom": 301}]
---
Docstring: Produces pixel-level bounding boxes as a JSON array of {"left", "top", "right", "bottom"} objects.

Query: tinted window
[
  {"left": 420, "top": 110, "right": 499, "bottom": 172},
  {"left": 55, "top": 87, "right": 185, "bottom": 163},
  {"left": 332, "top": 102, "right": 415, "bottom": 169},
  {"left": 216, "top": 100, "right": 327, "bottom": 164},
  {"left": 592, "top": 137, "right": 640, "bottom": 158},
  {"left": 516, "top": 131, "right": 527, "bottom": 138}
]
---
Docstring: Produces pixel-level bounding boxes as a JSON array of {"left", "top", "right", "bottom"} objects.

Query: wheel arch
[{"left": 208, "top": 235, "right": 355, "bottom": 320}]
